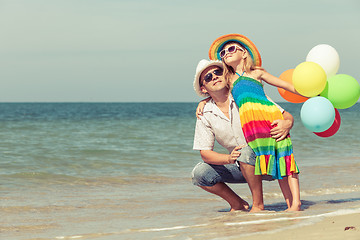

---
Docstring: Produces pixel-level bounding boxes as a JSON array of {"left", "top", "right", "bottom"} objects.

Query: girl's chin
[
  {"left": 225, "top": 56, "right": 239, "bottom": 63},
  {"left": 224, "top": 57, "right": 239, "bottom": 65}
]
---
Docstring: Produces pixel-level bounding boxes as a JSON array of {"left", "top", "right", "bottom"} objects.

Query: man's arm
[
  {"left": 200, "top": 150, "right": 231, "bottom": 165},
  {"left": 270, "top": 111, "right": 294, "bottom": 141},
  {"left": 194, "top": 115, "right": 229, "bottom": 165},
  {"left": 200, "top": 145, "right": 244, "bottom": 165}
]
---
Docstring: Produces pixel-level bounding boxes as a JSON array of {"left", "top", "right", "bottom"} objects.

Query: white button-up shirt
[{"left": 193, "top": 96, "right": 284, "bottom": 153}]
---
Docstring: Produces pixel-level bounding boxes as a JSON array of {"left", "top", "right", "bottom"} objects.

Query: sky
[{"left": 0, "top": 0, "right": 359, "bottom": 102}]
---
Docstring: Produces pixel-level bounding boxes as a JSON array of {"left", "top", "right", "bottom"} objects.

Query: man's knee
[{"left": 191, "top": 162, "right": 219, "bottom": 187}]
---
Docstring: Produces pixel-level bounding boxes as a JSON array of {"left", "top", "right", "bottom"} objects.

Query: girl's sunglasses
[
  {"left": 203, "top": 69, "right": 223, "bottom": 83},
  {"left": 219, "top": 45, "right": 244, "bottom": 58}
]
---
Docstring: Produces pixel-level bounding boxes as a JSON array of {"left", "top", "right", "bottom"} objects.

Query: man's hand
[
  {"left": 270, "top": 111, "right": 294, "bottom": 142},
  {"left": 227, "top": 145, "right": 245, "bottom": 164},
  {"left": 270, "top": 119, "right": 292, "bottom": 141}
]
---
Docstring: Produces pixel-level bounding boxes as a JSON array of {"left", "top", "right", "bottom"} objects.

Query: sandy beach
[
  {"left": 242, "top": 212, "right": 360, "bottom": 240},
  {"left": 1, "top": 103, "right": 360, "bottom": 239}
]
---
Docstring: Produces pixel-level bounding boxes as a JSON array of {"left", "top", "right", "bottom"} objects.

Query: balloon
[
  {"left": 293, "top": 62, "right": 327, "bottom": 97},
  {"left": 314, "top": 109, "right": 341, "bottom": 137},
  {"left": 320, "top": 74, "right": 360, "bottom": 109},
  {"left": 300, "top": 97, "right": 335, "bottom": 132},
  {"left": 278, "top": 69, "right": 308, "bottom": 103},
  {"left": 306, "top": 44, "right": 340, "bottom": 78}
]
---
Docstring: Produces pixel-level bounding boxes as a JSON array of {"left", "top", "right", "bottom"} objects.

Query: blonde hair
[{"left": 222, "top": 42, "right": 263, "bottom": 87}]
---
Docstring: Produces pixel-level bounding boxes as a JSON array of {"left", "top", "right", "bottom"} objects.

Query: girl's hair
[{"left": 222, "top": 42, "right": 263, "bottom": 87}]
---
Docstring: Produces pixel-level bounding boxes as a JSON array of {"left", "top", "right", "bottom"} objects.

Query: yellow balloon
[{"left": 293, "top": 62, "right": 327, "bottom": 97}]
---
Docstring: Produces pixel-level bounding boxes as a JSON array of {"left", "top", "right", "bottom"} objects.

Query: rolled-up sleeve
[
  {"left": 193, "top": 117, "right": 215, "bottom": 151},
  {"left": 266, "top": 95, "right": 284, "bottom": 113}
]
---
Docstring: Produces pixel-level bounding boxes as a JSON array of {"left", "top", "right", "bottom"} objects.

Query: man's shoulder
[
  {"left": 196, "top": 101, "right": 216, "bottom": 125},
  {"left": 203, "top": 99, "right": 216, "bottom": 113}
]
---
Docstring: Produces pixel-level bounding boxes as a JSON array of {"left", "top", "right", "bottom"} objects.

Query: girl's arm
[
  {"left": 260, "top": 71, "right": 303, "bottom": 96},
  {"left": 196, "top": 97, "right": 211, "bottom": 119}
]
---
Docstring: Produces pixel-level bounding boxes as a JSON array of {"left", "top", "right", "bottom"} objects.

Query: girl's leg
[
  {"left": 240, "top": 163, "right": 264, "bottom": 212},
  {"left": 287, "top": 173, "right": 301, "bottom": 211},
  {"left": 278, "top": 177, "right": 292, "bottom": 209}
]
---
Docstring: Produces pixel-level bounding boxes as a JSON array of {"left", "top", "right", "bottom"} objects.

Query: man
[{"left": 192, "top": 59, "right": 294, "bottom": 212}]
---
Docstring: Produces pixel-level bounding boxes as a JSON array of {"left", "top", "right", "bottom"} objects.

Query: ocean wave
[
  {"left": 301, "top": 185, "right": 360, "bottom": 196},
  {"left": 0, "top": 172, "right": 180, "bottom": 187},
  {"left": 262, "top": 185, "right": 360, "bottom": 200},
  {"left": 225, "top": 208, "right": 360, "bottom": 226}
]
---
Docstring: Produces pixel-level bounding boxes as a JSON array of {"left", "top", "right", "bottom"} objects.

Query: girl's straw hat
[{"left": 208, "top": 34, "right": 262, "bottom": 67}]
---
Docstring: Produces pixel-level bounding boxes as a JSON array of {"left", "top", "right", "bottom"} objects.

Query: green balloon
[{"left": 321, "top": 74, "right": 360, "bottom": 109}]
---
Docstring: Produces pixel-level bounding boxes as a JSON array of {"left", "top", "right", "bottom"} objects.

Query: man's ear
[{"left": 201, "top": 86, "right": 208, "bottom": 94}]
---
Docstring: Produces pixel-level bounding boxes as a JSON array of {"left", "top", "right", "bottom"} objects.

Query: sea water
[{"left": 0, "top": 102, "right": 359, "bottom": 239}]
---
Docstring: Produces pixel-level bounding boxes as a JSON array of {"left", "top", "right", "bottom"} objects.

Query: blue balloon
[{"left": 300, "top": 97, "right": 335, "bottom": 132}]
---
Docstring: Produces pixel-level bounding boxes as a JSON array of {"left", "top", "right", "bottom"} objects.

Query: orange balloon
[{"left": 278, "top": 69, "right": 309, "bottom": 103}]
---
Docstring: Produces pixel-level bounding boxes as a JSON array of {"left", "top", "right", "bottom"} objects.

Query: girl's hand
[{"left": 196, "top": 97, "right": 211, "bottom": 119}]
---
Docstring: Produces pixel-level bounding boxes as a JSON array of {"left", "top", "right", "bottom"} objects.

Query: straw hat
[
  {"left": 208, "top": 34, "right": 262, "bottom": 67},
  {"left": 193, "top": 59, "right": 223, "bottom": 97}
]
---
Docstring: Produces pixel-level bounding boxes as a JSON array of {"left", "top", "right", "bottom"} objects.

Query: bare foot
[
  {"left": 285, "top": 207, "right": 301, "bottom": 212},
  {"left": 285, "top": 202, "right": 301, "bottom": 212},
  {"left": 230, "top": 199, "right": 250, "bottom": 212},
  {"left": 249, "top": 206, "right": 264, "bottom": 213}
]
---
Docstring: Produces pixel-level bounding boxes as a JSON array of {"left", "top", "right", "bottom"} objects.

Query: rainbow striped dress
[{"left": 231, "top": 74, "right": 299, "bottom": 179}]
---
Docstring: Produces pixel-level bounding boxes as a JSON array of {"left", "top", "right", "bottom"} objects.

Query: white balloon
[{"left": 306, "top": 44, "right": 340, "bottom": 78}]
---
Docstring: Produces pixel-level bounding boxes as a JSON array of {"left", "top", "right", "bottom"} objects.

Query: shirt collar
[{"left": 203, "top": 95, "right": 234, "bottom": 120}]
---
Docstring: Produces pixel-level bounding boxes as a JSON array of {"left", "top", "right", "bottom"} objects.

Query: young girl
[{"left": 199, "top": 34, "right": 301, "bottom": 211}]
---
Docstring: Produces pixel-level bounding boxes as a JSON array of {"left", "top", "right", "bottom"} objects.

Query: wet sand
[{"left": 242, "top": 213, "right": 360, "bottom": 240}]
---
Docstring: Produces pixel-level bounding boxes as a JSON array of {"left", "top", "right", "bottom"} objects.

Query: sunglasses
[
  {"left": 203, "top": 69, "right": 223, "bottom": 84},
  {"left": 219, "top": 45, "right": 244, "bottom": 58}
]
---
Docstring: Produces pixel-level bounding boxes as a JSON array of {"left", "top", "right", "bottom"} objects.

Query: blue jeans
[{"left": 192, "top": 146, "right": 257, "bottom": 187}]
